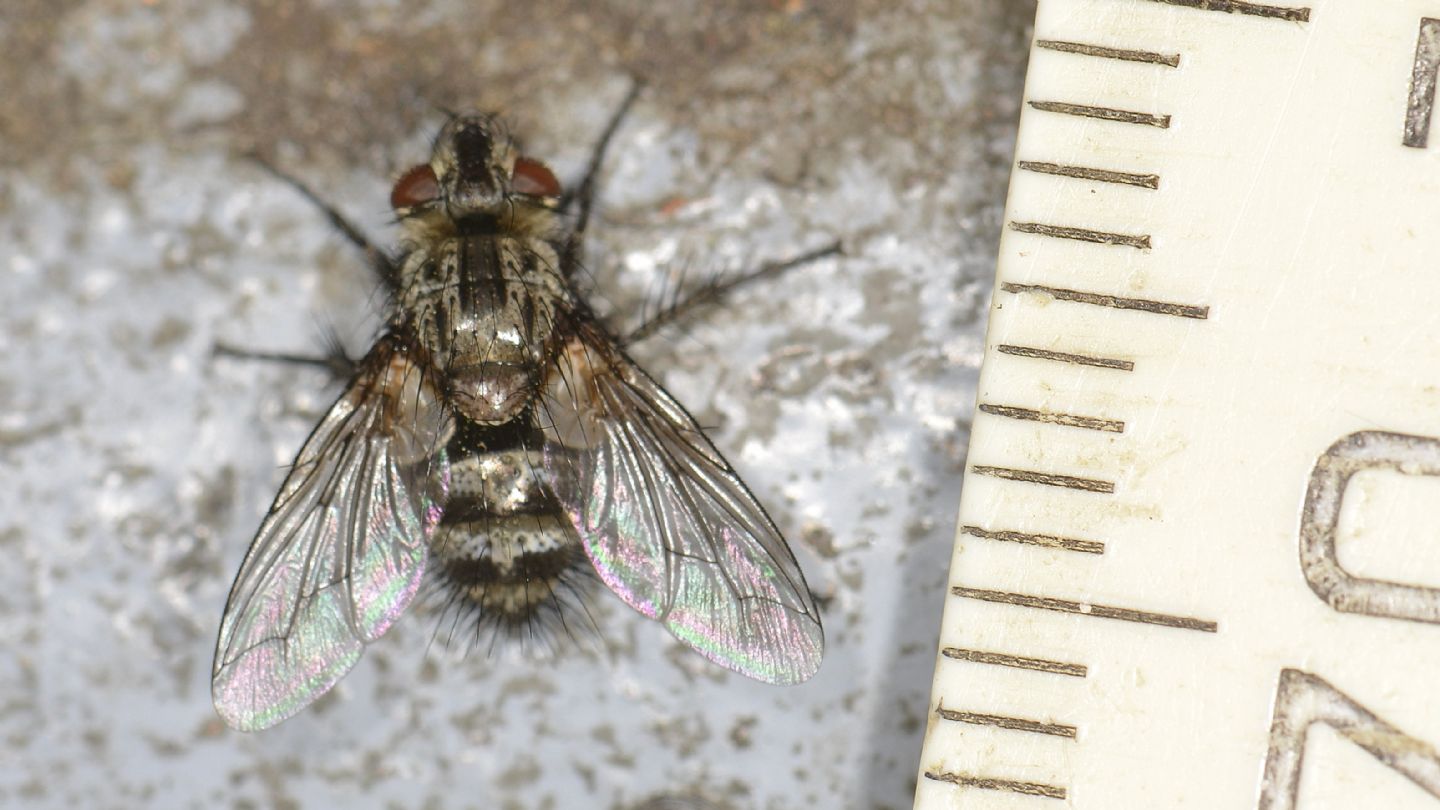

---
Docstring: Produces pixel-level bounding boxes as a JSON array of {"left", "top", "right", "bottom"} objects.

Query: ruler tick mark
[
  {"left": 997, "top": 344, "right": 1135, "bottom": 371},
  {"left": 978, "top": 403, "right": 1126, "bottom": 433},
  {"left": 924, "top": 771, "right": 1067, "bottom": 800},
  {"left": 1002, "top": 282, "right": 1210, "bottom": 320},
  {"left": 1036, "top": 39, "right": 1180, "bottom": 67},
  {"left": 972, "top": 465, "right": 1115, "bottom": 493},
  {"left": 1019, "top": 160, "right": 1161, "bottom": 189},
  {"left": 943, "top": 646, "right": 1089, "bottom": 677},
  {"left": 1139, "top": 0, "right": 1310, "bottom": 22},
  {"left": 953, "top": 587, "right": 1219, "bottom": 633},
  {"left": 937, "top": 705, "right": 1078, "bottom": 739},
  {"left": 1029, "top": 100, "right": 1171, "bottom": 128},
  {"left": 1011, "top": 221, "right": 1152, "bottom": 249},
  {"left": 1404, "top": 19, "right": 1440, "bottom": 148},
  {"left": 962, "top": 525, "right": 1105, "bottom": 554}
]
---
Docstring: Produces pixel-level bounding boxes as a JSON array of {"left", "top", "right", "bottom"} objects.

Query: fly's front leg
[
  {"left": 559, "top": 80, "right": 644, "bottom": 274},
  {"left": 250, "top": 153, "right": 401, "bottom": 291}
]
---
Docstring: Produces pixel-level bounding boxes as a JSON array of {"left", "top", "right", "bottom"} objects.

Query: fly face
[
  {"left": 213, "top": 99, "right": 827, "bottom": 731},
  {"left": 437, "top": 116, "right": 517, "bottom": 224},
  {"left": 390, "top": 115, "right": 563, "bottom": 240}
]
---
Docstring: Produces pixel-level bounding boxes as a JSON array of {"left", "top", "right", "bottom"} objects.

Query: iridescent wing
[
  {"left": 542, "top": 326, "right": 824, "bottom": 684},
  {"left": 212, "top": 337, "right": 451, "bottom": 731}
]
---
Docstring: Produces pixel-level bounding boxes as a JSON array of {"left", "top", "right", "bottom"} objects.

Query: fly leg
[
  {"left": 623, "top": 241, "right": 842, "bottom": 345},
  {"left": 250, "top": 153, "right": 401, "bottom": 291},
  {"left": 559, "top": 80, "right": 644, "bottom": 273},
  {"left": 213, "top": 330, "right": 358, "bottom": 383},
  {"left": 225, "top": 156, "right": 391, "bottom": 382}
]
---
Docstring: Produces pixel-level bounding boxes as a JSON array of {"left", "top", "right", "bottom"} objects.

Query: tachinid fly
[{"left": 212, "top": 95, "right": 828, "bottom": 731}]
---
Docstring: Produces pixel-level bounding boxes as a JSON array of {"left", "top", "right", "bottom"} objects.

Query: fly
[{"left": 212, "top": 90, "right": 834, "bottom": 731}]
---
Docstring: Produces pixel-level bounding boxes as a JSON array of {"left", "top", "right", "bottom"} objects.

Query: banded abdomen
[{"left": 427, "top": 416, "right": 589, "bottom": 635}]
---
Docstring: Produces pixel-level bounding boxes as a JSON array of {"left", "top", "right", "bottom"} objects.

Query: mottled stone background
[{"left": 0, "top": 1, "right": 1033, "bottom": 807}]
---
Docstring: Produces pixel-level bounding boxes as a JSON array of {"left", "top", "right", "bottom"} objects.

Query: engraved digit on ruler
[
  {"left": 1257, "top": 669, "right": 1440, "bottom": 808},
  {"left": 1404, "top": 18, "right": 1440, "bottom": 148},
  {"left": 1299, "top": 430, "right": 1440, "bottom": 622}
]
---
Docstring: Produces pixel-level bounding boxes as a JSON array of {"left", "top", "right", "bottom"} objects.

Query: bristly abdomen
[{"left": 425, "top": 417, "right": 595, "bottom": 645}]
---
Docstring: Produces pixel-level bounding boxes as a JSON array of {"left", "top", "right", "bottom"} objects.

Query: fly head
[{"left": 391, "top": 115, "right": 563, "bottom": 235}]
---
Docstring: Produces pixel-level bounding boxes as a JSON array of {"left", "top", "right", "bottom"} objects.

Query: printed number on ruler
[{"left": 917, "top": 2, "right": 1440, "bottom": 808}]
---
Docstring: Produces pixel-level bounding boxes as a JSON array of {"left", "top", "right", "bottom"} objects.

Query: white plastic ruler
[{"left": 915, "top": 1, "right": 1440, "bottom": 807}]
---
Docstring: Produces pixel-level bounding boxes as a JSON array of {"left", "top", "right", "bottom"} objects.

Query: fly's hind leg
[
  {"left": 623, "top": 241, "right": 843, "bottom": 345},
  {"left": 250, "top": 153, "right": 401, "bottom": 291}
]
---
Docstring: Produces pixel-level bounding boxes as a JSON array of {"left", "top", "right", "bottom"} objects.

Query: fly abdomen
[
  {"left": 428, "top": 428, "right": 590, "bottom": 637},
  {"left": 433, "top": 511, "right": 585, "bottom": 621}
]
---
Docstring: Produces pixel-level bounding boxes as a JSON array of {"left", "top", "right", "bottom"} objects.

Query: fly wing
[
  {"left": 542, "top": 328, "right": 823, "bottom": 684},
  {"left": 212, "top": 338, "right": 451, "bottom": 731}
]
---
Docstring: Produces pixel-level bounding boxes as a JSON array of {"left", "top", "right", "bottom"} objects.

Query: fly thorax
[
  {"left": 445, "top": 304, "right": 538, "bottom": 424},
  {"left": 412, "top": 235, "right": 565, "bottom": 425}
]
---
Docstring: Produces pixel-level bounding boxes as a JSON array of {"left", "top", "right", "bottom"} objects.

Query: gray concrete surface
[{"left": 0, "top": 1, "right": 1034, "bottom": 807}]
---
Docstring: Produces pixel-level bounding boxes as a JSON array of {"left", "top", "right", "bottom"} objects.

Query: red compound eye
[
  {"left": 511, "top": 156, "right": 561, "bottom": 197},
  {"left": 390, "top": 164, "right": 439, "bottom": 209}
]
